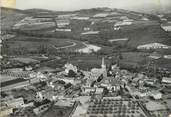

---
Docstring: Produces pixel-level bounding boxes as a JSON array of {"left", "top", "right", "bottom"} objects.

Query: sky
[{"left": 1, "top": 0, "right": 171, "bottom": 13}]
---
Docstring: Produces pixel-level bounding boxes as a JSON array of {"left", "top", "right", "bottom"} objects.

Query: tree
[
  {"left": 139, "top": 114, "right": 145, "bottom": 117},
  {"left": 68, "top": 70, "right": 77, "bottom": 77},
  {"left": 38, "top": 44, "right": 48, "bottom": 54},
  {"left": 64, "top": 83, "right": 72, "bottom": 89},
  {"left": 97, "top": 74, "right": 103, "bottom": 82},
  {"left": 58, "top": 110, "right": 64, "bottom": 116}
]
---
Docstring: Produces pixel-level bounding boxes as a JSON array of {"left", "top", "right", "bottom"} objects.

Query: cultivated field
[{"left": 3, "top": 36, "right": 87, "bottom": 55}]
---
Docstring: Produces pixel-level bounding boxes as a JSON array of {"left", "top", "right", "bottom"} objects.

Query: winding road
[
  {"left": 51, "top": 41, "right": 77, "bottom": 50},
  {"left": 50, "top": 41, "right": 101, "bottom": 54}
]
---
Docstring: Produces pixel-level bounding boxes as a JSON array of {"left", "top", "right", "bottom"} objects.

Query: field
[
  {"left": 2, "top": 7, "right": 171, "bottom": 72},
  {"left": 4, "top": 34, "right": 170, "bottom": 71},
  {"left": 106, "top": 22, "right": 171, "bottom": 48},
  {"left": 42, "top": 106, "right": 73, "bottom": 117},
  {"left": 70, "top": 55, "right": 111, "bottom": 70},
  {"left": 2, "top": 36, "right": 87, "bottom": 55},
  {"left": 1, "top": 7, "right": 27, "bottom": 30},
  {"left": 3, "top": 35, "right": 114, "bottom": 56},
  {"left": 121, "top": 52, "right": 148, "bottom": 63},
  {"left": 38, "top": 54, "right": 111, "bottom": 70},
  {"left": 156, "top": 58, "right": 171, "bottom": 71},
  {"left": 118, "top": 52, "right": 171, "bottom": 71},
  {"left": 40, "top": 59, "right": 67, "bottom": 68},
  {"left": 17, "top": 22, "right": 56, "bottom": 31}
]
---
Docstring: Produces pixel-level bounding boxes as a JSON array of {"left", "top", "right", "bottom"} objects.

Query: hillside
[
  {"left": 121, "top": 24, "right": 171, "bottom": 47},
  {"left": 2, "top": 7, "right": 171, "bottom": 49},
  {"left": 1, "top": 7, "right": 28, "bottom": 30},
  {"left": 163, "top": 13, "right": 171, "bottom": 21}
]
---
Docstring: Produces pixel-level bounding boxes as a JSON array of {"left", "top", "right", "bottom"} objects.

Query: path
[{"left": 51, "top": 41, "right": 76, "bottom": 50}]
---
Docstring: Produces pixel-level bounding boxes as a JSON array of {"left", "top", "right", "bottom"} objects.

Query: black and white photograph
[{"left": 1, "top": 0, "right": 171, "bottom": 117}]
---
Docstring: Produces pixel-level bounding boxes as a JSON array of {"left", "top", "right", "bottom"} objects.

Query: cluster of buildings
[
  {"left": 0, "top": 56, "right": 171, "bottom": 117},
  {"left": 2, "top": 6, "right": 171, "bottom": 117}
]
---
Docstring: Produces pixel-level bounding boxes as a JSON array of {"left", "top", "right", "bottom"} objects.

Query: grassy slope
[
  {"left": 1, "top": 7, "right": 28, "bottom": 30},
  {"left": 2, "top": 36, "right": 86, "bottom": 55}
]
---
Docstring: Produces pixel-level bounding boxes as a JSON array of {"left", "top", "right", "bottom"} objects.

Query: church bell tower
[
  {"left": 101, "top": 57, "right": 106, "bottom": 69},
  {"left": 101, "top": 57, "right": 107, "bottom": 78}
]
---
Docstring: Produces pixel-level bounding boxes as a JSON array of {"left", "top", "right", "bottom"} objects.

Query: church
[{"left": 90, "top": 57, "right": 107, "bottom": 78}]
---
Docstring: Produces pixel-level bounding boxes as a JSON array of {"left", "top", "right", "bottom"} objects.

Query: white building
[
  {"left": 114, "top": 21, "right": 132, "bottom": 27},
  {"left": 82, "top": 87, "right": 95, "bottom": 94},
  {"left": 6, "top": 97, "right": 24, "bottom": 108},
  {"left": 35, "top": 89, "right": 55, "bottom": 101},
  {"left": 58, "top": 14, "right": 77, "bottom": 19},
  {"left": 137, "top": 43, "right": 170, "bottom": 50},
  {"left": 83, "top": 27, "right": 90, "bottom": 31},
  {"left": 29, "top": 72, "right": 47, "bottom": 80},
  {"left": 93, "top": 13, "right": 109, "bottom": 18},
  {"left": 95, "top": 88, "right": 104, "bottom": 94},
  {"left": 81, "top": 31, "right": 99, "bottom": 35},
  {"left": 162, "top": 77, "right": 171, "bottom": 84},
  {"left": 161, "top": 23, "right": 171, "bottom": 32},
  {"left": 56, "top": 28, "right": 71, "bottom": 32},
  {"left": 0, "top": 106, "right": 13, "bottom": 117},
  {"left": 151, "top": 92, "right": 162, "bottom": 100},
  {"left": 59, "top": 78, "right": 75, "bottom": 84},
  {"left": 141, "top": 17, "right": 149, "bottom": 21},
  {"left": 164, "top": 55, "right": 171, "bottom": 59},
  {"left": 71, "top": 16, "right": 89, "bottom": 20},
  {"left": 113, "top": 27, "right": 120, "bottom": 30},
  {"left": 109, "top": 38, "right": 128, "bottom": 42},
  {"left": 64, "top": 63, "right": 78, "bottom": 74},
  {"left": 56, "top": 20, "right": 70, "bottom": 27}
]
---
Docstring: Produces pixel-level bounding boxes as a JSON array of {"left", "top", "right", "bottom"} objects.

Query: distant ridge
[{"left": 1, "top": 7, "right": 29, "bottom": 14}]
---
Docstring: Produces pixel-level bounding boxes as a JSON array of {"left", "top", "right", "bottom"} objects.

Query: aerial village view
[{"left": 1, "top": 0, "right": 171, "bottom": 117}]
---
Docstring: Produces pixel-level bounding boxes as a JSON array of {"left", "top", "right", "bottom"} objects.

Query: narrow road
[
  {"left": 126, "top": 86, "right": 152, "bottom": 117},
  {"left": 137, "top": 101, "right": 152, "bottom": 117},
  {"left": 51, "top": 41, "right": 77, "bottom": 50},
  {"left": 69, "top": 101, "right": 79, "bottom": 117},
  {"left": 82, "top": 42, "right": 88, "bottom": 47}
]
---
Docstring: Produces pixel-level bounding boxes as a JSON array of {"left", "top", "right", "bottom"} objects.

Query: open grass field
[
  {"left": 118, "top": 52, "right": 171, "bottom": 71},
  {"left": 121, "top": 52, "right": 148, "bottom": 63},
  {"left": 18, "top": 22, "right": 56, "bottom": 31},
  {"left": 40, "top": 58, "right": 66, "bottom": 68},
  {"left": 97, "top": 20, "right": 171, "bottom": 48},
  {"left": 156, "top": 58, "right": 171, "bottom": 71},
  {"left": 3, "top": 35, "right": 171, "bottom": 71},
  {"left": 3, "top": 35, "right": 114, "bottom": 56},
  {"left": 39, "top": 54, "right": 111, "bottom": 70},
  {"left": 70, "top": 55, "right": 111, "bottom": 70},
  {"left": 3, "top": 36, "right": 87, "bottom": 55},
  {"left": 49, "top": 38, "right": 86, "bottom": 50}
]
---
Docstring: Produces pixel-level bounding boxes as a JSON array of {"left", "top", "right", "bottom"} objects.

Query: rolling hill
[
  {"left": 2, "top": 7, "right": 171, "bottom": 49},
  {"left": 1, "top": 7, "right": 28, "bottom": 30}
]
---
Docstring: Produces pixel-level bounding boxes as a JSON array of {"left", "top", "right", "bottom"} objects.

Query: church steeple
[
  {"left": 101, "top": 57, "right": 107, "bottom": 78},
  {"left": 101, "top": 57, "right": 106, "bottom": 69}
]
